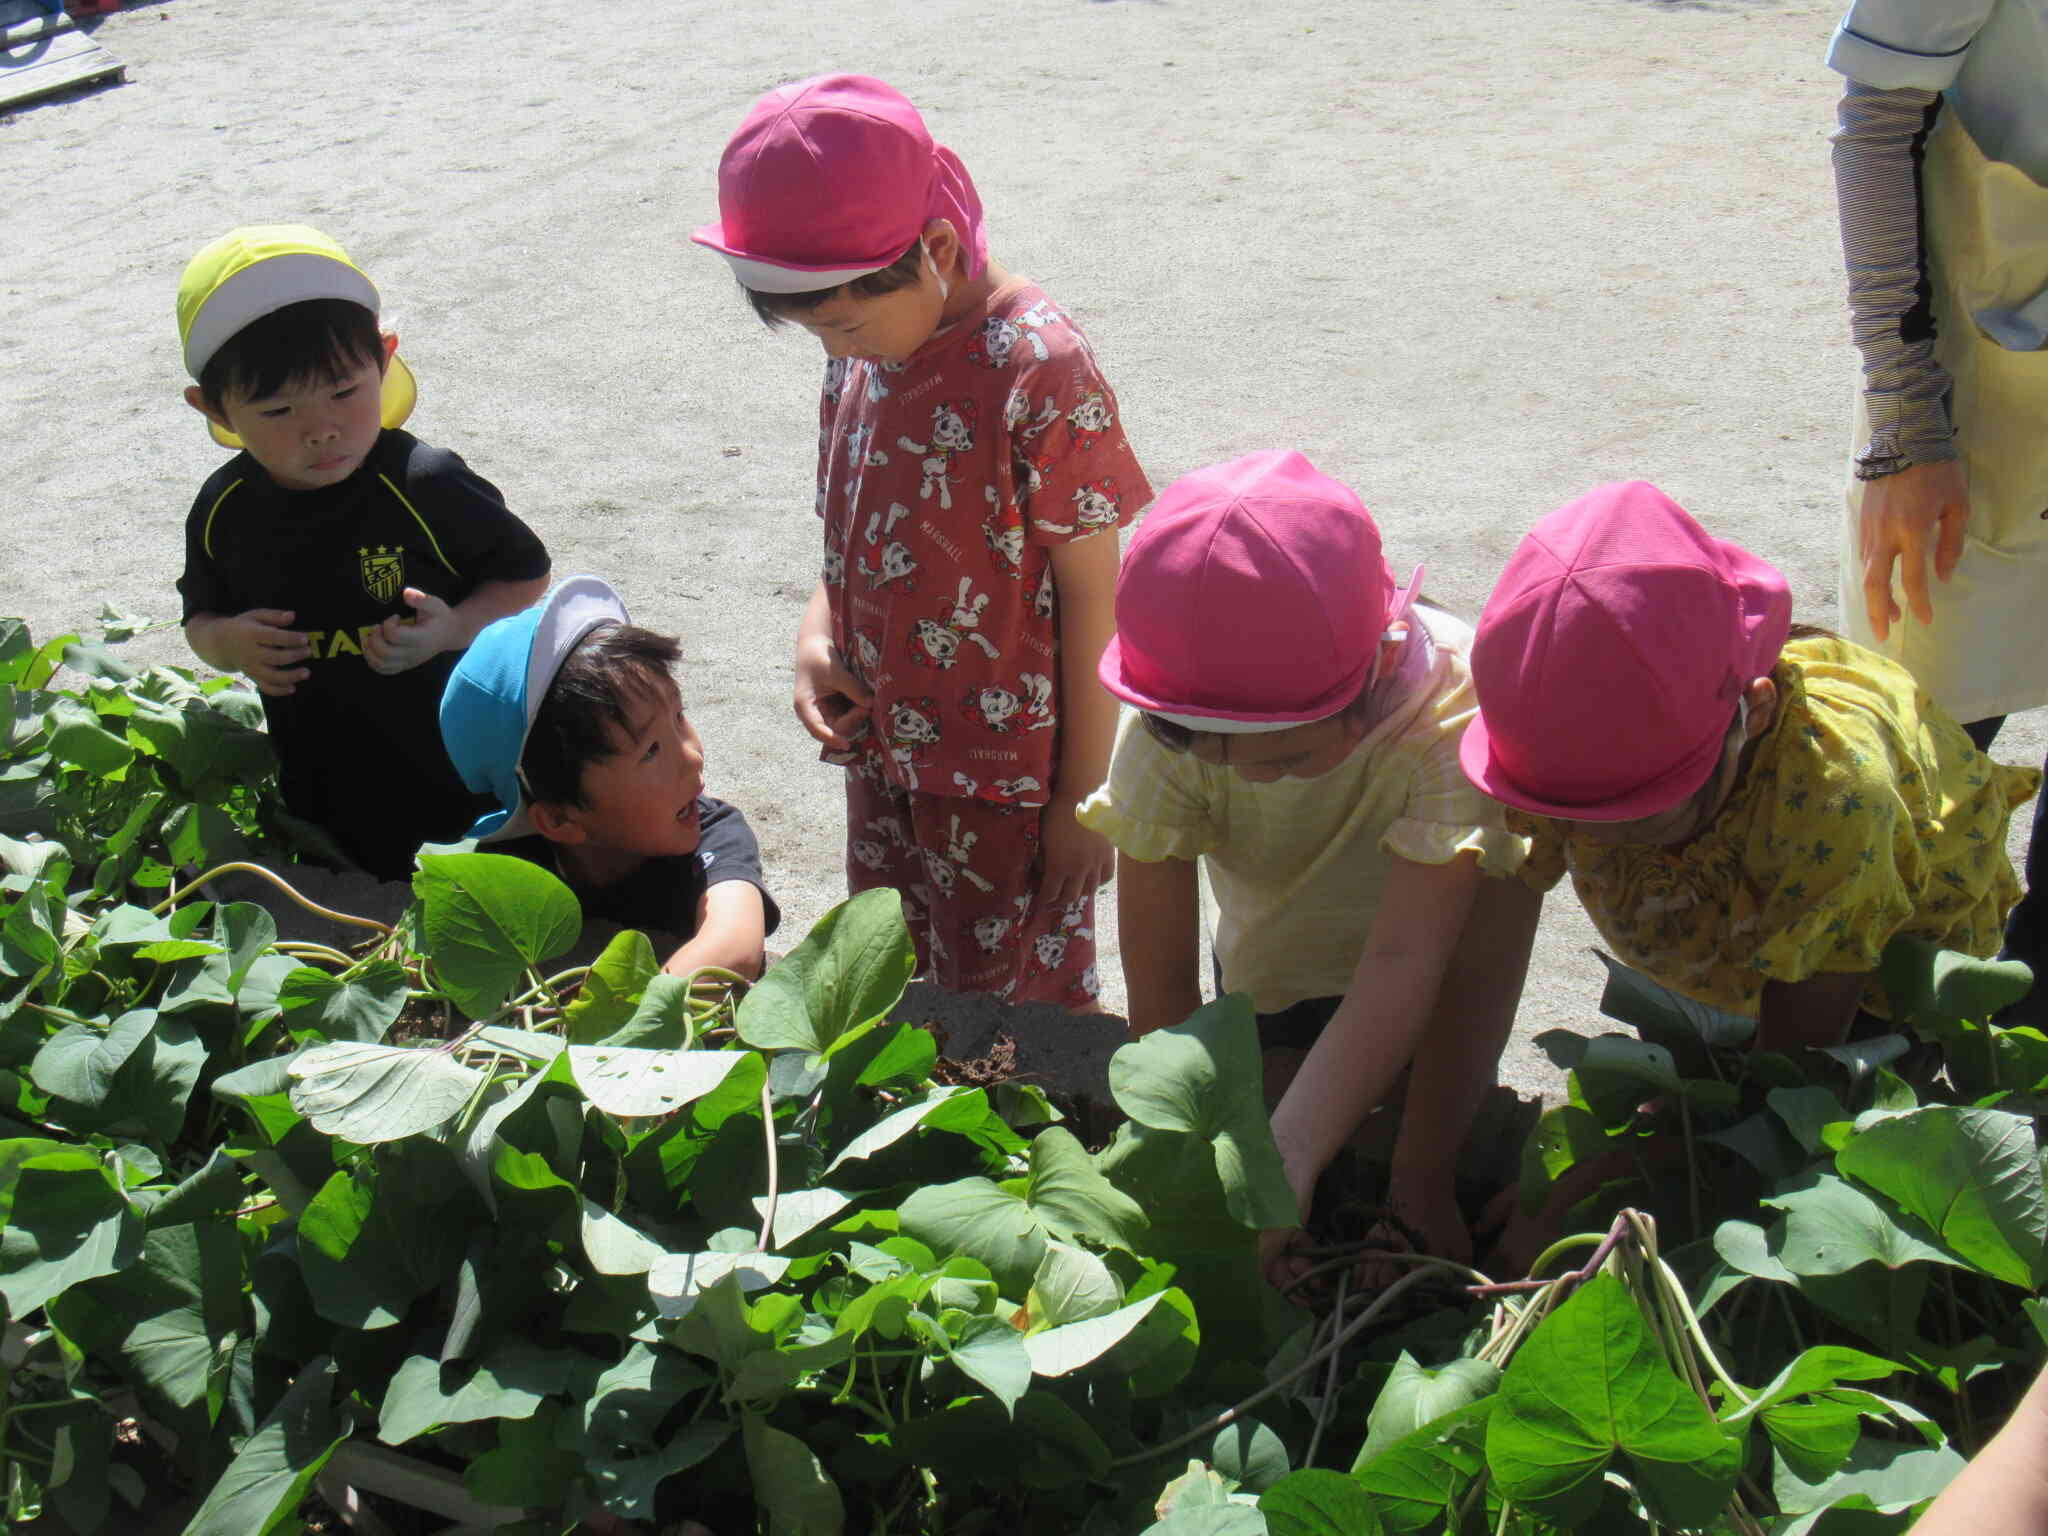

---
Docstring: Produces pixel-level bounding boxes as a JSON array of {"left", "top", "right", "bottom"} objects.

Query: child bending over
[
  {"left": 1078, "top": 452, "right": 1533, "bottom": 1279},
  {"left": 441, "top": 578, "right": 776, "bottom": 978},
  {"left": 1460, "top": 480, "right": 2038, "bottom": 1055},
  {"left": 174, "top": 225, "right": 550, "bottom": 878},
  {"left": 692, "top": 74, "right": 1151, "bottom": 1006}
]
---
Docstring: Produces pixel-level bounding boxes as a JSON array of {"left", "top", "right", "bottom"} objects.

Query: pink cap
[
  {"left": 691, "top": 74, "right": 988, "bottom": 295},
  {"left": 1098, "top": 451, "right": 1419, "bottom": 730},
  {"left": 1459, "top": 481, "right": 1792, "bottom": 821}
]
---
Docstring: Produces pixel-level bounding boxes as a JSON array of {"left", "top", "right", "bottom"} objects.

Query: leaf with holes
[{"left": 567, "top": 1044, "right": 746, "bottom": 1118}]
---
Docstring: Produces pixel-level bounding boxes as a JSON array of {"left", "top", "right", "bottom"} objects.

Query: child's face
[
  {"left": 186, "top": 333, "right": 395, "bottom": 491},
  {"left": 1562, "top": 679, "right": 1778, "bottom": 848},
  {"left": 790, "top": 263, "right": 947, "bottom": 364},
  {"left": 557, "top": 676, "right": 708, "bottom": 859}
]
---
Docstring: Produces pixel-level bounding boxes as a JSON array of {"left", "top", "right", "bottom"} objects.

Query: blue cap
[{"left": 439, "top": 576, "right": 631, "bottom": 840}]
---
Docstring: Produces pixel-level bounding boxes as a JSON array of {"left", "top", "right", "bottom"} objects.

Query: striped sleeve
[{"left": 1830, "top": 79, "right": 1958, "bottom": 474}]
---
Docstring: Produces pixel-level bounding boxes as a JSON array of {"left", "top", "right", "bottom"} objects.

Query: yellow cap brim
[{"left": 207, "top": 353, "right": 417, "bottom": 450}]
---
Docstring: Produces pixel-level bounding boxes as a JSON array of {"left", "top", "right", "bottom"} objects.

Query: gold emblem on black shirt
[{"left": 359, "top": 544, "right": 404, "bottom": 603}]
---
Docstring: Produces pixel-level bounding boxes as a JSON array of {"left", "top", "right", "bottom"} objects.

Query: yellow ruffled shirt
[
  {"left": 1077, "top": 607, "right": 1523, "bottom": 1013},
  {"left": 1514, "top": 635, "right": 2040, "bottom": 1017}
]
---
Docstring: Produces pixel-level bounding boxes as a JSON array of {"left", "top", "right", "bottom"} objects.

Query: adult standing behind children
[
  {"left": 441, "top": 578, "right": 777, "bottom": 979},
  {"left": 174, "top": 226, "right": 551, "bottom": 879},
  {"left": 1827, "top": 1, "right": 2048, "bottom": 1002},
  {"left": 693, "top": 75, "right": 1152, "bottom": 1006},
  {"left": 1079, "top": 452, "right": 1534, "bottom": 1278},
  {"left": 1461, "top": 481, "right": 2036, "bottom": 1055}
]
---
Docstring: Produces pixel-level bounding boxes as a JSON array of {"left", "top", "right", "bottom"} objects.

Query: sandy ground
[{"left": 5, "top": 0, "right": 2041, "bottom": 1100}]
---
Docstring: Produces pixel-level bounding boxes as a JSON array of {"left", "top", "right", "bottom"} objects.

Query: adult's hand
[{"left": 1859, "top": 459, "right": 1969, "bottom": 642}]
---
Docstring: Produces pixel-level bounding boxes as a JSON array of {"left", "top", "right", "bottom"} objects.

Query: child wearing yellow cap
[{"left": 173, "top": 225, "right": 551, "bottom": 878}]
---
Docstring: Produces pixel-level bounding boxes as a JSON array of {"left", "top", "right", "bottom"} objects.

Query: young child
[
  {"left": 1078, "top": 451, "right": 1533, "bottom": 1275},
  {"left": 1460, "top": 480, "right": 2040, "bottom": 1055},
  {"left": 174, "top": 224, "right": 551, "bottom": 879},
  {"left": 692, "top": 74, "right": 1151, "bottom": 1005},
  {"left": 440, "top": 577, "right": 777, "bottom": 978}
]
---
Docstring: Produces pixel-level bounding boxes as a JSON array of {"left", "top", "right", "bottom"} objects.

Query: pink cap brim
[
  {"left": 1101, "top": 566, "right": 1423, "bottom": 730},
  {"left": 1458, "top": 703, "right": 1728, "bottom": 822},
  {"left": 689, "top": 223, "right": 900, "bottom": 294}
]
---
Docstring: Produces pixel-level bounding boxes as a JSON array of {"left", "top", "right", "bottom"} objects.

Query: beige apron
[{"left": 1842, "top": 108, "right": 2048, "bottom": 725}]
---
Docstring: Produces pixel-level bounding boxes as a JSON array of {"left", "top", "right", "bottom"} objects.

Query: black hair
[
  {"left": 744, "top": 238, "right": 926, "bottom": 328},
  {"left": 197, "top": 298, "right": 384, "bottom": 414},
  {"left": 520, "top": 624, "right": 683, "bottom": 810}
]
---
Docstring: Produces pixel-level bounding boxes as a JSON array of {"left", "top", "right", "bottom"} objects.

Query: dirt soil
[{"left": 6, "top": 0, "right": 2041, "bottom": 1107}]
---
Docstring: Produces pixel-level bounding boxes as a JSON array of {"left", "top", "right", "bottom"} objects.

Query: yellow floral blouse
[{"left": 1514, "top": 636, "right": 2040, "bottom": 1017}]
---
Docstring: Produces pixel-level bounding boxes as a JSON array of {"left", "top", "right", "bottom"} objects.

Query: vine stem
[
  {"left": 1451, "top": 1470, "right": 1489, "bottom": 1533},
  {"left": 1943, "top": 1269, "right": 1979, "bottom": 1449},
  {"left": 1521, "top": 1228, "right": 1608, "bottom": 1280},
  {"left": 1105, "top": 1265, "right": 1442, "bottom": 1470},
  {"left": 1302, "top": 1267, "right": 1348, "bottom": 1468},
  {"left": 273, "top": 940, "right": 358, "bottom": 969},
  {"left": 150, "top": 860, "right": 392, "bottom": 935},
  {"left": 1649, "top": 1251, "right": 1751, "bottom": 1409},
  {"left": 755, "top": 1081, "right": 781, "bottom": 1252},
  {"left": 1472, "top": 1211, "right": 1634, "bottom": 1300},
  {"left": 1279, "top": 1246, "right": 1491, "bottom": 1300},
  {"left": 1679, "top": 1094, "right": 1703, "bottom": 1241}
]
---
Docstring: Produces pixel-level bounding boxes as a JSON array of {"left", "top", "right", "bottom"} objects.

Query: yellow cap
[{"left": 177, "top": 224, "right": 416, "bottom": 448}]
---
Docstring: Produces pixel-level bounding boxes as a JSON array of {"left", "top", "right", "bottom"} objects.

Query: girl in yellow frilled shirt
[{"left": 1460, "top": 481, "right": 2037, "bottom": 1055}]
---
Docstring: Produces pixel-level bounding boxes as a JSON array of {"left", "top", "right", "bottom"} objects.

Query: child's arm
[
  {"left": 1117, "top": 850, "right": 1203, "bottom": 1036},
  {"left": 1260, "top": 854, "right": 1533, "bottom": 1285},
  {"left": 363, "top": 577, "right": 551, "bottom": 676},
  {"left": 1756, "top": 971, "right": 1868, "bottom": 1055},
  {"left": 662, "top": 880, "right": 768, "bottom": 982},
  {"left": 1042, "top": 533, "right": 1121, "bottom": 909},
  {"left": 184, "top": 609, "right": 313, "bottom": 696},
  {"left": 1911, "top": 1357, "right": 2048, "bottom": 1536},
  {"left": 1384, "top": 875, "right": 1540, "bottom": 1257},
  {"left": 793, "top": 578, "right": 873, "bottom": 750}
]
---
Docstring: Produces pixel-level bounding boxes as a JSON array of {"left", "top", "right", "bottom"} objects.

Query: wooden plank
[
  {"left": 0, "top": 0, "right": 74, "bottom": 48},
  {"left": 0, "top": 22, "right": 121, "bottom": 112}
]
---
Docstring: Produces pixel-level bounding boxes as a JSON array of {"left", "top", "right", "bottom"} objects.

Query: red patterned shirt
[{"left": 816, "top": 278, "right": 1150, "bottom": 805}]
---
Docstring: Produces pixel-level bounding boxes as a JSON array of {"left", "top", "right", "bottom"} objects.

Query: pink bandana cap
[
  {"left": 1098, "top": 450, "right": 1421, "bottom": 732},
  {"left": 1459, "top": 480, "right": 1792, "bottom": 821},
  {"left": 691, "top": 73, "right": 988, "bottom": 295}
]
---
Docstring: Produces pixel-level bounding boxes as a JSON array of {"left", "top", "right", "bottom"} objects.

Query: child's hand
[
  {"left": 215, "top": 609, "right": 311, "bottom": 696},
  {"left": 794, "top": 639, "right": 873, "bottom": 750},
  {"left": 1260, "top": 1225, "right": 1319, "bottom": 1306},
  {"left": 1037, "top": 797, "right": 1114, "bottom": 911},
  {"left": 364, "top": 588, "right": 459, "bottom": 676}
]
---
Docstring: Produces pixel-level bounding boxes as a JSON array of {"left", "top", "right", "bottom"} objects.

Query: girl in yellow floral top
[{"left": 1460, "top": 481, "right": 2037, "bottom": 1055}]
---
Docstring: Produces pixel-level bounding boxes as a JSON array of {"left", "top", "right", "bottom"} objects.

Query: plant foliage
[{"left": 0, "top": 614, "right": 2039, "bottom": 1533}]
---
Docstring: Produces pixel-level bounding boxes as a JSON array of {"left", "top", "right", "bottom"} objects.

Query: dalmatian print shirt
[{"left": 815, "top": 279, "right": 1151, "bottom": 805}]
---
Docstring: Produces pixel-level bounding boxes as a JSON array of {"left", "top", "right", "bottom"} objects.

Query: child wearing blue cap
[{"left": 440, "top": 578, "right": 778, "bottom": 977}]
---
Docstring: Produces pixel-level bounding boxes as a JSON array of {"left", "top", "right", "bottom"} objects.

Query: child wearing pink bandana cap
[
  {"left": 1081, "top": 451, "right": 1533, "bottom": 1289},
  {"left": 1462, "top": 480, "right": 2038, "bottom": 1056},
  {"left": 695, "top": 75, "right": 1151, "bottom": 1006}
]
